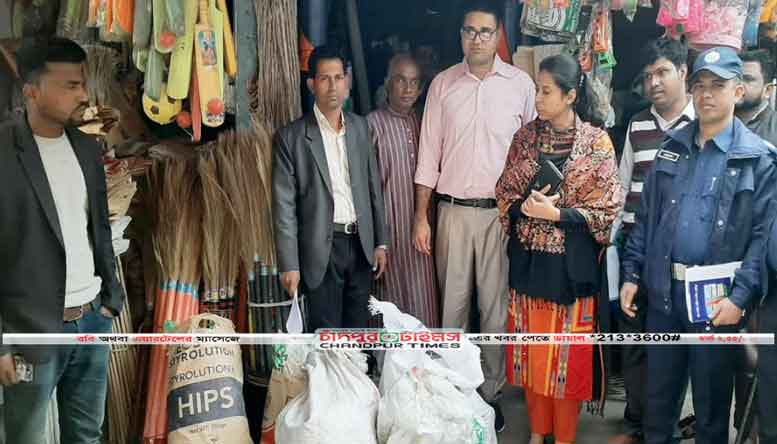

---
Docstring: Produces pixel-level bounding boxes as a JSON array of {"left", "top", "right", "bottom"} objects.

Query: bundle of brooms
[
  {"left": 142, "top": 119, "right": 274, "bottom": 442},
  {"left": 143, "top": 157, "right": 203, "bottom": 443}
]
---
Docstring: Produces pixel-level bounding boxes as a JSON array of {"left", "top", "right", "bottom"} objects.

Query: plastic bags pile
[
  {"left": 371, "top": 298, "right": 497, "bottom": 444},
  {"left": 276, "top": 350, "right": 380, "bottom": 444},
  {"left": 268, "top": 297, "right": 495, "bottom": 444}
]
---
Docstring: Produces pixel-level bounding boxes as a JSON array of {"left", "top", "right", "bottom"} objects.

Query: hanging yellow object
[
  {"left": 167, "top": 0, "right": 197, "bottom": 99},
  {"left": 142, "top": 83, "right": 182, "bottom": 125},
  {"left": 762, "top": 0, "right": 777, "bottom": 23}
]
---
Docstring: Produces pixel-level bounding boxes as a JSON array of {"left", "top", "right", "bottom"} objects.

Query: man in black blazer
[
  {"left": 273, "top": 46, "right": 388, "bottom": 330},
  {"left": 0, "top": 38, "right": 124, "bottom": 444}
]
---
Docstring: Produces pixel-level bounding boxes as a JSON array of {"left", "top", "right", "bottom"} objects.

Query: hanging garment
[
  {"left": 687, "top": 0, "right": 749, "bottom": 50},
  {"left": 656, "top": 0, "right": 704, "bottom": 37},
  {"left": 742, "top": 0, "right": 764, "bottom": 48}
]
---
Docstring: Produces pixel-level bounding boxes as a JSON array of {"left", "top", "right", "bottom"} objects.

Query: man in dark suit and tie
[
  {"left": 273, "top": 46, "right": 388, "bottom": 330},
  {"left": 0, "top": 38, "right": 124, "bottom": 443}
]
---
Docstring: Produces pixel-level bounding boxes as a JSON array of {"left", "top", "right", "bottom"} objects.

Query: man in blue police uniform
[{"left": 620, "top": 47, "right": 777, "bottom": 444}]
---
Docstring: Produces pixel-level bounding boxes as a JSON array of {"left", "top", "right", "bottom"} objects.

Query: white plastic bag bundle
[
  {"left": 261, "top": 291, "right": 315, "bottom": 443},
  {"left": 275, "top": 349, "right": 380, "bottom": 444},
  {"left": 370, "top": 298, "right": 496, "bottom": 444}
]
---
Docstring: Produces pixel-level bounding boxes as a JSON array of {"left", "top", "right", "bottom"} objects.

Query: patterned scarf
[{"left": 496, "top": 117, "right": 624, "bottom": 253}]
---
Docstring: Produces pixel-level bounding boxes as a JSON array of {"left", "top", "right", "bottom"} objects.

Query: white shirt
[
  {"left": 313, "top": 104, "right": 357, "bottom": 224},
  {"left": 35, "top": 134, "right": 103, "bottom": 308}
]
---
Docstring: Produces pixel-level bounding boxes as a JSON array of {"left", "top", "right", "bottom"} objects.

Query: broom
[
  {"left": 252, "top": 0, "right": 302, "bottom": 134},
  {"left": 144, "top": 157, "right": 201, "bottom": 443}
]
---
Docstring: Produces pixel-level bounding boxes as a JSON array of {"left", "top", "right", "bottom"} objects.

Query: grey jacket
[
  {"left": 272, "top": 111, "right": 388, "bottom": 290},
  {"left": 0, "top": 116, "right": 125, "bottom": 362}
]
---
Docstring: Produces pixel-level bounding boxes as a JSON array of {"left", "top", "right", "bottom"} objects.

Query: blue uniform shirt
[{"left": 671, "top": 122, "right": 735, "bottom": 265}]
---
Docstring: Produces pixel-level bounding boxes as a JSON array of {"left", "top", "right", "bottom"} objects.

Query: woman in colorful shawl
[{"left": 495, "top": 54, "right": 623, "bottom": 444}]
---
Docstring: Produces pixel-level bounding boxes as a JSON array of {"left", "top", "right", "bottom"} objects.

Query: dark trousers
[
  {"left": 303, "top": 232, "right": 373, "bottom": 331},
  {"left": 732, "top": 314, "right": 758, "bottom": 437},
  {"left": 617, "top": 297, "right": 647, "bottom": 438},
  {"left": 3, "top": 308, "right": 113, "bottom": 444},
  {"left": 759, "top": 289, "right": 777, "bottom": 444},
  {"left": 645, "top": 283, "right": 737, "bottom": 444}
]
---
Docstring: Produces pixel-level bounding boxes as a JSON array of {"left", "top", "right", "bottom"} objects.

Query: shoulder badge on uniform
[{"left": 657, "top": 149, "right": 680, "bottom": 162}]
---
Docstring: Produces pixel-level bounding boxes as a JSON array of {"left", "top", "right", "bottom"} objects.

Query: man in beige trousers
[{"left": 412, "top": 2, "right": 536, "bottom": 432}]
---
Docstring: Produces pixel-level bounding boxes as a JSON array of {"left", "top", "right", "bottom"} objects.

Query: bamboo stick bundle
[
  {"left": 107, "top": 258, "right": 140, "bottom": 444},
  {"left": 252, "top": 0, "right": 302, "bottom": 135}
]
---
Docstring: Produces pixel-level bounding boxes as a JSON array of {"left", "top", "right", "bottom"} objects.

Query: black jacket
[
  {"left": 272, "top": 112, "right": 388, "bottom": 290},
  {"left": 0, "top": 116, "right": 125, "bottom": 363}
]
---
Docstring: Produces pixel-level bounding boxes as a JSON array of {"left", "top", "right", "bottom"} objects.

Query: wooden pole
[{"left": 344, "top": 0, "right": 372, "bottom": 114}]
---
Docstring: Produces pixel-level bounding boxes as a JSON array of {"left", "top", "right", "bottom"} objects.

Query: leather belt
[
  {"left": 671, "top": 263, "right": 688, "bottom": 281},
  {"left": 437, "top": 194, "right": 497, "bottom": 209},
  {"left": 334, "top": 222, "right": 358, "bottom": 235},
  {"left": 63, "top": 300, "right": 95, "bottom": 322}
]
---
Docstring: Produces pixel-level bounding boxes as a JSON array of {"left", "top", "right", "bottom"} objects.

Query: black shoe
[{"left": 489, "top": 401, "right": 505, "bottom": 433}]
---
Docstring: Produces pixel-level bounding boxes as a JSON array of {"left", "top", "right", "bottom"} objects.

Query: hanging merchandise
[
  {"left": 56, "top": 0, "right": 88, "bottom": 40},
  {"left": 612, "top": 0, "right": 640, "bottom": 21},
  {"left": 520, "top": 0, "right": 584, "bottom": 43},
  {"left": 167, "top": 0, "right": 197, "bottom": 100},
  {"left": 742, "top": 0, "right": 765, "bottom": 48},
  {"left": 132, "top": 0, "right": 152, "bottom": 48},
  {"left": 142, "top": 83, "right": 183, "bottom": 124},
  {"left": 194, "top": 0, "right": 226, "bottom": 127},
  {"left": 686, "top": 0, "right": 749, "bottom": 50},
  {"left": 218, "top": 0, "right": 238, "bottom": 79},
  {"left": 125, "top": 0, "right": 233, "bottom": 131},
  {"left": 586, "top": 2, "right": 616, "bottom": 128},
  {"left": 656, "top": 0, "right": 704, "bottom": 37},
  {"left": 152, "top": 0, "right": 176, "bottom": 53},
  {"left": 761, "top": 0, "right": 777, "bottom": 39},
  {"left": 113, "top": 0, "right": 134, "bottom": 36}
]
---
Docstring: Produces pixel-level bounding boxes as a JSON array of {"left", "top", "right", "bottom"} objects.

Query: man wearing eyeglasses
[
  {"left": 413, "top": 1, "right": 536, "bottom": 432},
  {"left": 621, "top": 47, "right": 777, "bottom": 444}
]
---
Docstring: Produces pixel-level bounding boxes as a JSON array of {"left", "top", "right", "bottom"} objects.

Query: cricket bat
[
  {"left": 152, "top": 0, "right": 176, "bottom": 54},
  {"left": 209, "top": 0, "right": 224, "bottom": 99},
  {"left": 216, "top": 0, "right": 237, "bottom": 79},
  {"left": 166, "top": 0, "right": 196, "bottom": 99},
  {"left": 194, "top": 0, "right": 225, "bottom": 127},
  {"left": 131, "top": 0, "right": 151, "bottom": 48},
  {"left": 164, "top": 0, "right": 185, "bottom": 37},
  {"left": 143, "top": 47, "right": 163, "bottom": 101}
]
